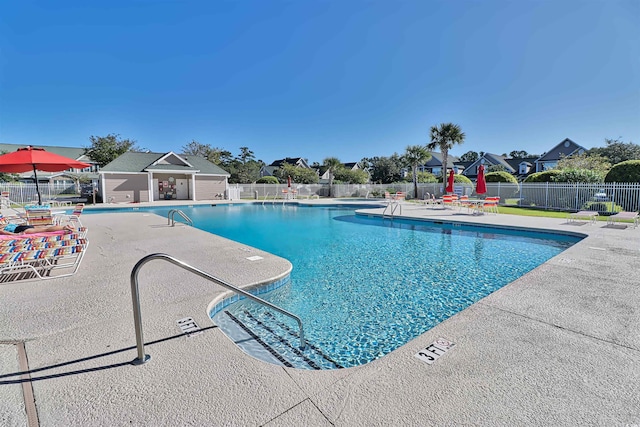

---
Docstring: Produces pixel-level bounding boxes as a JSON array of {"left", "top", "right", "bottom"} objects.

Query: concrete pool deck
[{"left": 1, "top": 200, "right": 638, "bottom": 426}]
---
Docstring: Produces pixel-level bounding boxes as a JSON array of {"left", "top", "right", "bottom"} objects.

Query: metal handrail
[
  {"left": 262, "top": 192, "right": 270, "bottom": 205},
  {"left": 167, "top": 209, "right": 193, "bottom": 226},
  {"left": 130, "top": 253, "right": 305, "bottom": 365}
]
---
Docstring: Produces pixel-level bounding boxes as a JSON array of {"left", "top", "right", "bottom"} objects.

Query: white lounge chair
[
  {"left": 607, "top": 211, "right": 639, "bottom": 228},
  {"left": 567, "top": 211, "right": 599, "bottom": 224}
]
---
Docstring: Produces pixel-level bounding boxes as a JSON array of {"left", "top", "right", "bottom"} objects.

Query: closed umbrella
[
  {"left": 476, "top": 164, "right": 487, "bottom": 195},
  {"left": 0, "top": 146, "right": 91, "bottom": 205},
  {"left": 446, "top": 169, "right": 455, "bottom": 194}
]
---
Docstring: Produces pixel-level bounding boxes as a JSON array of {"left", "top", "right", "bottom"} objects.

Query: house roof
[
  {"left": 269, "top": 157, "right": 310, "bottom": 168},
  {"left": 0, "top": 143, "right": 94, "bottom": 162},
  {"left": 100, "top": 151, "right": 230, "bottom": 176},
  {"left": 537, "top": 138, "right": 586, "bottom": 162},
  {"left": 463, "top": 153, "right": 515, "bottom": 175},
  {"left": 424, "top": 152, "right": 459, "bottom": 168}
]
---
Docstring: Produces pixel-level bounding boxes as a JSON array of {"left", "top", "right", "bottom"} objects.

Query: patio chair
[
  {"left": 606, "top": 211, "right": 639, "bottom": 228},
  {"left": 567, "top": 211, "right": 599, "bottom": 224},
  {"left": 56, "top": 203, "right": 85, "bottom": 227},
  {"left": 25, "top": 207, "right": 55, "bottom": 226},
  {"left": 457, "top": 195, "right": 472, "bottom": 212},
  {"left": 480, "top": 197, "right": 499, "bottom": 215},
  {"left": 0, "top": 239, "right": 88, "bottom": 282},
  {"left": 442, "top": 195, "right": 455, "bottom": 209}
]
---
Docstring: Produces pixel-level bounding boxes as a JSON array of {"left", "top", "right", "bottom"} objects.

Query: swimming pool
[{"left": 118, "top": 204, "right": 581, "bottom": 369}]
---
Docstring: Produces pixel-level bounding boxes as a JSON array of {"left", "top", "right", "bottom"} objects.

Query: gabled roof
[
  {"left": 464, "top": 153, "right": 516, "bottom": 175},
  {"left": 100, "top": 151, "right": 229, "bottom": 176},
  {"left": 537, "top": 138, "right": 586, "bottom": 162},
  {"left": 424, "top": 152, "right": 459, "bottom": 168},
  {"left": 0, "top": 143, "right": 94, "bottom": 162},
  {"left": 269, "top": 157, "right": 310, "bottom": 168}
]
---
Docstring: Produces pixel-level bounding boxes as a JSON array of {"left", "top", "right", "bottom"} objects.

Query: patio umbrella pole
[{"left": 32, "top": 164, "right": 42, "bottom": 205}]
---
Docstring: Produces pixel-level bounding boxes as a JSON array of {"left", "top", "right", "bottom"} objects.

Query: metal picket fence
[{"left": 230, "top": 182, "right": 640, "bottom": 213}]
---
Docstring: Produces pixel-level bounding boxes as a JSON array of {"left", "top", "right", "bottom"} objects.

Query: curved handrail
[
  {"left": 130, "top": 253, "right": 305, "bottom": 365},
  {"left": 167, "top": 209, "right": 193, "bottom": 226}
]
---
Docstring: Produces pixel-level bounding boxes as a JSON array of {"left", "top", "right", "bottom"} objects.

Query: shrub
[
  {"left": 552, "top": 169, "right": 604, "bottom": 183},
  {"left": 485, "top": 171, "right": 518, "bottom": 183},
  {"left": 439, "top": 174, "right": 472, "bottom": 184},
  {"left": 524, "top": 170, "right": 563, "bottom": 183},
  {"left": 580, "top": 201, "right": 623, "bottom": 213},
  {"left": 604, "top": 160, "right": 640, "bottom": 183},
  {"left": 256, "top": 176, "right": 279, "bottom": 184}
]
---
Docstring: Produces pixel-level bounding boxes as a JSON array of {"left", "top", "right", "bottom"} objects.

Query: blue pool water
[{"left": 89, "top": 204, "right": 581, "bottom": 368}]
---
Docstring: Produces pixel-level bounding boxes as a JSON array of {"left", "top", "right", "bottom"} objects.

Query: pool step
[{"left": 221, "top": 309, "right": 343, "bottom": 370}]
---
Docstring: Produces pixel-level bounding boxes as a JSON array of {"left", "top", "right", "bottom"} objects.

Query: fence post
[
  {"left": 497, "top": 182, "right": 501, "bottom": 200},
  {"left": 575, "top": 183, "right": 579, "bottom": 211},
  {"left": 519, "top": 182, "right": 523, "bottom": 206},
  {"left": 545, "top": 182, "right": 549, "bottom": 209}
]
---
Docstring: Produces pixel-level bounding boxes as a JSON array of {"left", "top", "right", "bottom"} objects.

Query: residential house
[
  {"left": 535, "top": 138, "right": 587, "bottom": 172},
  {"left": 462, "top": 153, "right": 540, "bottom": 181},
  {"left": 260, "top": 157, "right": 312, "bottom": 177},
  {"left": 319, "top": 162, "right": 366, "bottom": 182},
  {"left": 99, "top": 151, "right": 230, "bottom": 203},
  {"left": 416, "top": 153, "right": 463, "bottom": 176}
]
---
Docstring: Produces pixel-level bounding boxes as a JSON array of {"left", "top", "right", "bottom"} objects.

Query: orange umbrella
[
  {"left": 445, "top": 169, "right": 455, "bottom": 193},
  {"left": 0, "top": 146, "right": 91, "bottom": 205},
  {"left": 476, "top": 165, "right": 487, "bottom": 195}
]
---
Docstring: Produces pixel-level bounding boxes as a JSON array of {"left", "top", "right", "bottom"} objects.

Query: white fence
[
  {"left": 230, "top": 182, "right": 640, "bottom": 213},
  {"left": 0, "top": 182, "right": 79, "bottom": 205},
  {"left": 5, "top": 181, "right": 636, "bottom": 213}
]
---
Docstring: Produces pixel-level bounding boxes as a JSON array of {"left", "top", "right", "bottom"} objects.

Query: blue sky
[{"left": 1, "top": 0, "right": 638, "bottom": 164}]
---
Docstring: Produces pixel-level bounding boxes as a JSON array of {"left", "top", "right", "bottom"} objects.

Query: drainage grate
[{"left": 177, "top": 317, "right": 202, "bottom": 337}]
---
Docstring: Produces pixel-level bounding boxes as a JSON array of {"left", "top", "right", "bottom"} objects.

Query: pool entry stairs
[
  {"left": 216, "top": 309, "right": 344, "bottom": 370},
  {"left": 129, "top": 253, "right": 340, "bottom": 370}
]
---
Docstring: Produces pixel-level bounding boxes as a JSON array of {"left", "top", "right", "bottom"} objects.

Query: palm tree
[
  {"left": 403, "top": 145, "right": 431, "bottom": 199},
  {"left": 323, "top": 157, "right": 342, "bottom": 197},
  {"left": 426, "top": 123, "right": 466, "bottom": 193}
]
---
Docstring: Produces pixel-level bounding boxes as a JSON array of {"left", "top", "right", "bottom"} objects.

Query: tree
[
  {"left": 459, "top": 151, "right": 479, "bottom": 162},
  {"left": 207, "top": 148, "right": 233, "bottom": 165},
  {"left": 509, "top": 150, "right": 537, "bottom": 159},
  {"left": 334, "top": 168, "right": 369, "bottom": 184},
  {"left": 85, "top": 134, "right": 140, "bottom": 167},
  {"left": 403, "top": 145, "right": 432, "bottom": 199},
  {"left": 322, "top": 157, "right": 342, "bottom": 196},
  {"left": 182, "top": 140, "right": 212, "bottom": 157},
  {"left": 274, "top": 163, "right": 319, "bottom": 184},
  {"left": 588, "top": 138, "right": 640, "bottom": 165},
  {"left": 369, "top": 155, "right": 403, "bottom": 184},
  {"left": 238, "top": 147, "right": 255, "bottom": 163},
  {"left": 556, "top": 153, "right": 611, "bottom": 180},
  {"left": 426, "top": 123, "right": 466, "bottom": 192},
  {"left": 415, "top": 171, "right": 438, "bottom": 183}
]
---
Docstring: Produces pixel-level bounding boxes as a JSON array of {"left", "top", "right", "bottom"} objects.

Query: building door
[
  {"left": 176, "top": 179, "right": 189, "bottom": 200},
  {"left": 152, "top": 179, "right": 159, "bottom": 201}
]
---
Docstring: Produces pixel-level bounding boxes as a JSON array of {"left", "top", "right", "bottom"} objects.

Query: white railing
[
  {"left": 229, "top": 182, "right": 640, "bottom": 213},
  {"left": 0, "top": 182, "right": 79, "bottom": 205}
]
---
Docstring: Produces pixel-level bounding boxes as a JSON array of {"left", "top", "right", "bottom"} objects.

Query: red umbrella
[
  {"left": 476, "top": 164, "right": 487, "bottom": 195},
  {"left": 287, "top": 175, "right": 291, "bottom": 188},
  {"left": 445, "top": 169, "right": 455, "bottom": 193},
  {"left": 0, "top": 146, "right": 91, "bottom": 205}
]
